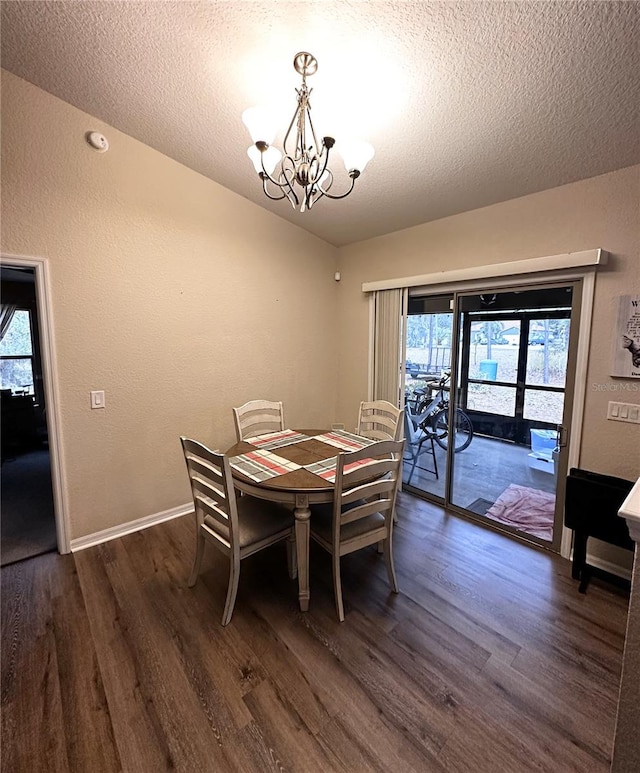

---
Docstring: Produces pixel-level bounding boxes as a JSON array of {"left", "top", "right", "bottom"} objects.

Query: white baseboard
[
  {"left": 70, "top": 502, "right": 193, "bottom": 553},
  {"left": 584, "top": 552, "right": 632, "bottom": 582}
]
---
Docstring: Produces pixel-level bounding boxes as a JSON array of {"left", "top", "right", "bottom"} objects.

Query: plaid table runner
[
  {"left": 304, "top": 455, "right": 377, "bottom": 483},
  {"left": 312, "top": 429, "right": 376, "bottom": 452},
  {"left": 230, "top": 449, "right": 301, "bottom": 482},
  {"left": 244, "top": 429, "right": 309, "bottom": 451}
]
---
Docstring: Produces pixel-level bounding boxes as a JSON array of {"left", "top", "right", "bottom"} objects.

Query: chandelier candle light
[{"left": 243, "top": 52, "right": 374, "bottom": 212}]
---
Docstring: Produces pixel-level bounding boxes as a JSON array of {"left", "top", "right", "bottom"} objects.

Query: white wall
[
  {"left": 336, "top": 166, "right": 640, "bottom": 567},
  {"left": 1, "top": 70, "right": 340, "bottom": 541},
  {"left": 337, "top": 166, "right": 639, "bottom": 479},
  {"left": 3, "top": 67, "right": 638, "bottom": 562}
]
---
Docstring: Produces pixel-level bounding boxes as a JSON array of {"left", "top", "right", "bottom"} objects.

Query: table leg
[{"left": 294, "top": 494, "right": 310, "bottom": 612}]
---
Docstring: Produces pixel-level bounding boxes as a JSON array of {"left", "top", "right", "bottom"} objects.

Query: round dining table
[{"left": 226, "top": 429, "right": 356, "bottom": 612}]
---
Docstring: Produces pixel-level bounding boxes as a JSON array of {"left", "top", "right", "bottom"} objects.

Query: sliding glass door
[
  {"left": 402, "top": 280, "right": 581, "bottom": 552},
  {"left": 402, "top": 293, "right": 454, "bottom": 499}
]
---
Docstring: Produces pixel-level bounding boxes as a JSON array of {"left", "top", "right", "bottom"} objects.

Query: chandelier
[{"left": 242, "top": 52, "right": 374, "bottom": 212}]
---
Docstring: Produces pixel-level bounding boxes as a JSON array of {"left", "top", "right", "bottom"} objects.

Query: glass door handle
[{"left": 556, "top": 424, "right": 568, "bottom": 447}]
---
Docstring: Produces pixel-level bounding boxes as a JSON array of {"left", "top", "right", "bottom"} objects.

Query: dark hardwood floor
[{"left": 1, "top": 492, "right": 629, "bottom": 772}]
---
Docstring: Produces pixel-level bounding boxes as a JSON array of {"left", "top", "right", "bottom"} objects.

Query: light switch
[
  {"left": 90, "top": 390, "right": 105, "bottom": 409},
  {"left": 607, "top": 401, "right": 640, "bottom": 423}
]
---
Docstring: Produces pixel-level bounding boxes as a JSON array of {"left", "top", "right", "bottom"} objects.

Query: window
[
  {"left": 0, "top": 309, "right": 35, "bottom": 395},
  {"left": 456, "top": 288, "right": 573, "bottom": 445}
]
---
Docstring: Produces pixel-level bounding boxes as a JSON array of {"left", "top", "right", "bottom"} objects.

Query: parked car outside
[{"left": 405, "top": 360, "right": 421, "bottom": 378}]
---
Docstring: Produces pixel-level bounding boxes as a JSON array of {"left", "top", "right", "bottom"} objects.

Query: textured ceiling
[{"left": 2, "top": 1, "right": 639, "bottom": 247}]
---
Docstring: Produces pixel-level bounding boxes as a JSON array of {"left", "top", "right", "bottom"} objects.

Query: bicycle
[{"left": 405, "top": 371, "right": 474, "bottom": 453}]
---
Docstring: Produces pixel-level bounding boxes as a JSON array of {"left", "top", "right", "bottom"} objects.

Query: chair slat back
[
  {"left": 333, "top": 439, "right": 404, "bottom": 540},
  {"left": 232, "top": 400, "right": 285, "bottom": 441},
  {"left": 180, "top": 437, "right": 239, "bottom": 550},
  {"left": 340, "top": 497, "right": 395, "bottom": 526},
  {"left": 357, "top": 400, "right": 403, "bottom": 441},
  {"left": 341, "top": 475, "right": 397, "bottom": 508}
]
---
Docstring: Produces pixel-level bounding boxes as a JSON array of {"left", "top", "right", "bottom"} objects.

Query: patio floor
[{"left": 402, "top": 433, "right": 557, "bottom": 541}]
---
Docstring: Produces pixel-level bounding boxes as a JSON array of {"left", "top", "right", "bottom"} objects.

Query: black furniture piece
[
  {"left": 0, "top": 392, "right": 38, "bottom": 460},
  {"left": 564, "top": 468, "right": 634, "bottom": 593}
]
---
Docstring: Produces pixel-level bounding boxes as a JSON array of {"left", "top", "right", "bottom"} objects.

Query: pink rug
[{"left": 484, "top": 484, "right": 555, "bottom": 541}]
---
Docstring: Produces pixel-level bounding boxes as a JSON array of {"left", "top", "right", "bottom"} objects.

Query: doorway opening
[
  {"left": 402, "top": 282, "right": 579, "bottom": 552},
  {"left": 1, "top": 265, "right": 57, "bottom": 565}
]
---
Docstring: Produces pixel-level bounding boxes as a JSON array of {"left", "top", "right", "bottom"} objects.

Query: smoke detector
[{"left": 86, "top": 131, "right": 109, "bottom": 152}]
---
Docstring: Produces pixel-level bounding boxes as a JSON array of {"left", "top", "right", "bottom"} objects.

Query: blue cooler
[{"left": 479, "top": 360, "right": 498, "bottom": 380}]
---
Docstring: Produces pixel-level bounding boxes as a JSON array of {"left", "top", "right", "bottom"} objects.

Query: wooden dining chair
[
  {"left": 357, "top": 400, "right": 404, "bottom": 534},
  {"left": 180, "top": 437, "right": 296, "bottom": 626},
  {"left": 232, "top": 399, "right": 285, "bottom": 442},
  {"left": 309, "top": 439, "right": 404, "bottom": 622},
  {"left": 357, "top": 399, "right": 404, "bottom": 441}
]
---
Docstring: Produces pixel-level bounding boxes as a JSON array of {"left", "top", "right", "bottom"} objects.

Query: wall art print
[{"left": 611, "top": 294, "right": 640, "bottom": 378}]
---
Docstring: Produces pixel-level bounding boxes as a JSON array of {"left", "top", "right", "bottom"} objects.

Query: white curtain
[
  {"left": 0, "top": 304, "right": 17, "bottom": 343},
  {"left": 372, "top": 289, "right": 407, "bottom": 405}
]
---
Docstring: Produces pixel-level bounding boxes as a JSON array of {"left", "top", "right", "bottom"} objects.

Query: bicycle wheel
[{"left": 432, "top": 408, "right": 473, "bottom": 452}]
